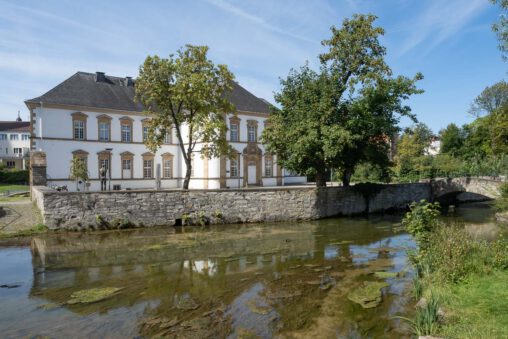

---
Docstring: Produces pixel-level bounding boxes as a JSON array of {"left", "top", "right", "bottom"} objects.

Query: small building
[
  {"left": 25, "top": 71, "right": 306, "bottom": 191},
  {"left": 0, "top": 115, "right": 30, "bottom": 170}
]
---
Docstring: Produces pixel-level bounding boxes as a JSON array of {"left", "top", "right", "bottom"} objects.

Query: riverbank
[{"left": 403, "top": 201, "right": 508, "bottom": 338}]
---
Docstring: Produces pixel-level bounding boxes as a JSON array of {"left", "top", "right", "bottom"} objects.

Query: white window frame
[
  {"left": 163, "top": 159, "right": 172, "bottom": 178},
  {"left": 10, "top": 134, "right": 19, "bottom": 141},
  {"left": 230, "top": 156, "right": 239, "bottom": 177},
  {"left": 121, "top": 124, "right": 132, "bottom": 142},
  {"left": 99, "top": 122, "right": 110, "bottom": 141},
  {"left": 143, "top": 160, "right": 153, "bottom": 178},
  {"left": 247, "top": 126, "right": 256, "bottom": 142},
  {"left": 230, "top": 123, "right": 239, "bottom": 142},
  {"left": 265, "top": 157, "right": 273, "bottom": 177},
  {"left": 73, "top": 120, "right": 85, "bottom": 140}
]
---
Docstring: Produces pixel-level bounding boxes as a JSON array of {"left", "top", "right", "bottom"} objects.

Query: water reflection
[{"left": 0, "top": 202, "right": 501, "bottom": 338}]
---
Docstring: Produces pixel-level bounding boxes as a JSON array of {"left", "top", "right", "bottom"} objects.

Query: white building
[
  {"left": 25, "top": 71, "right": 306, "bottom": 191},
  {"left": 0, "top": 117, "right": 31, "bottom": 170}
]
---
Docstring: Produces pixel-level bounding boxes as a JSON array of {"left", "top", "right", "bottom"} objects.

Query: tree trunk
[
  {"left": 342, "top": 167, "right": 353, "bottom": 187},
  {"left": 315, "top": 170, "right": 327, "bottom": 187},
  {"left": 183, "top": 160, "right": 192, "bottom": 190}
]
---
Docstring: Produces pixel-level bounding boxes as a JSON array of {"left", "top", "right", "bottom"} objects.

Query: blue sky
[{"left": 0, "top": 0, "right": 504, "bottom": 132}]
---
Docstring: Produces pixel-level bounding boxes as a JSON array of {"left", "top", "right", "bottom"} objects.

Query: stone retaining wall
[
  {"left": 32, "top": 183, "right": 432, "bottom": 230},
  {"left": 31, "top": 177, "right": 504, "bottom": 230}
]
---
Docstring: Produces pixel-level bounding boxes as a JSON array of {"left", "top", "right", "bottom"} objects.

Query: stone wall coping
[{"left": 32, "top": 182, "right": 431, "bottom": 196}]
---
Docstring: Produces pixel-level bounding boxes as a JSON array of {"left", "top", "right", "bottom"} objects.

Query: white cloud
[
  {"left": 204, "top": 0, "right": 316, "bottom": 43},
  {"left": 397, "top": 0, "right": 488, "bottom": 56}
]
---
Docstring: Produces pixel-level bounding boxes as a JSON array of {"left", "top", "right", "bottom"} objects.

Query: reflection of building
[
  {"left": 25, "top": 72, "right": 306, "bottom": 191},
  {"left": 0, "top": 115, "right": 30, "bottom": 170}
]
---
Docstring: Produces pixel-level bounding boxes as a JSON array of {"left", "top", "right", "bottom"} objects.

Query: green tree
[
  {"left": 69, "top": 157, "right": 88, "bottom": 191},
  {"left": 491, "top": 0, "right": 508, "bottom": 59},
  {"left": 136, "top": 45, "right": 235, "bottom": 189},
  {"left": 262, "top": 14, "right": 422, "bottom": 187},
  {"left": 394, "top": 123, "right": 434, "bottom": 181},
  {"left": 439, "top": 123, "right": 464, "bottom": 156},
  {"left": 490, "top": 105, "right": 508, "bottom": 154},
  {"left": 469, "top": 81, "right": 508, "bottom": 117}
]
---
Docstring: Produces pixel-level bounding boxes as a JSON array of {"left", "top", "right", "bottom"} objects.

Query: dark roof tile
[
  {"left": 26, "top": 72, "right": 270, "bottom": 114},
  {"left": 0, "top": 121, "right": 30, "bottom": 133}
]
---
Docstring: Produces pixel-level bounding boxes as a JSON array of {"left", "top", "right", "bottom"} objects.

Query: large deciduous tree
[
  {"left": 491, "top": 0, "right": 508, "bottom": 59},
  {"left": 469, "top": 81, "right": 508, "bottom": 117},
  {"left": 262, "top": 14, "right": 423, "bottom": 187},
  {"left": 136, "top": 45, "right": 235, "bottom": 189}
]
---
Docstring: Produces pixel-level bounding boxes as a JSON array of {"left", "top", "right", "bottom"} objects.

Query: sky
[{"left": 0, "top": 0, "right": 504, "bottom": 132}]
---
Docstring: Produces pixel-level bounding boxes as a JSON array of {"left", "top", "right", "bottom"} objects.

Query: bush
[
  {"left": 403, "top": 200, "right": 441, "bottom": 249},
  {"left": 0, "top": 170, "right": 29, "bottom": 184},
  {"left": 496, "top": 182, "right": 508, "bottom": 212},
  {"left": 421, "top": 226, "right": 508, "bottom": 283}
]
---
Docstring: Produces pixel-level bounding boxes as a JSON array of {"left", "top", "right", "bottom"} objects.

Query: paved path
[{"left": 0, "top": 199, "right": 42, "bottom": 233}]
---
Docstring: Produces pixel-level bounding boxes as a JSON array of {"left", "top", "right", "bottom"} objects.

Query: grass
[
  {"left": 402, "top": 200, "right": 508, "bottom": 338},
  {"left": 0, "top": 184, "right": 29, "bottom": 194},
  {"left": 0, "top": 223, "right": 48, "bottom": 239},
  {"left": 0, "top": 195, "right": 29, "bottom": 202},
  {"left": 433, "top": 271, "right": 508, "bottom": 339}
]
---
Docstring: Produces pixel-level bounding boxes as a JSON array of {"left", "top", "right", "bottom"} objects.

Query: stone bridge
[{"left": 428, "top": 177, "right": 505, "bottom": 204}]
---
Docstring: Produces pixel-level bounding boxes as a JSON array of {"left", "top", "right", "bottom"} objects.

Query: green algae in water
[
  {"left": 347, "top": 281, "right": 389, "bottom": 309},
  {"left": 373, "top": 271, "right": 398, "bottom": 279},
  {"left": 67, "top": 287, "right": 123, "bottom": 304}
]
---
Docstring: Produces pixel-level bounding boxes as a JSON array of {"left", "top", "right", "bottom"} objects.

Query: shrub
[
  {"left": 424, "top": 226, "right": 508, "bottom": 283},
  {"left": 0, "top": 170, "right": 29, "bottom": 184},
  {"left": 403, "top": 200, "right": 441, "bottom": 249}
]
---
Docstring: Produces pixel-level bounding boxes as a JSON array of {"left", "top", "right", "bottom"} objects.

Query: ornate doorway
[{"left": 242, "top": 144, "right": 262, "bottom": 186}]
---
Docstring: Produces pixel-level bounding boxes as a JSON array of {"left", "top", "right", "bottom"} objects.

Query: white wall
[{"left": 34, "top": 107, "right": 306, "bottom": 191}]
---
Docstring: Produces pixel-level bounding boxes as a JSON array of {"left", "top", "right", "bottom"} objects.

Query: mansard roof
[
  {"left": 0, "top": 121, "right": 30, "bottom": 133},
  {"left": 26, "top": 71, "right": 271, "bottom": 114}
]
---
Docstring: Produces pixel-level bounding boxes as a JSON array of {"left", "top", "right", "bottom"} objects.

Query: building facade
[
  {"left": 25, "top": 71, "right": 306, "bottom": 191},
  {"left": 0, "top": 117, "right": 30, "bottom": 170}
]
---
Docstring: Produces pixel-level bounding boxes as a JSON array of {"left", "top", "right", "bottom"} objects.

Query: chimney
[
  {"left": 16, "top": 110, "right": 22, "bottom": 122},
  {"left": 125, "top": 76, "right": 133, "bottom": 86},
  {"left": 95, "top": 72, "right": 106, "bottom": 82}
]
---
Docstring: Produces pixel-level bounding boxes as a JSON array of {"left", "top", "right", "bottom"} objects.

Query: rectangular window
[
  {"left": 14, "top": 148, "right": 22, "bottom": 155},
  {"left": 163, "top": 159, "right": 172, "bottom": 178},
  {"left": 121, "top": 124, "right": 131, "bottom": 142},
  {"left": 99, "top": 122, "right": 110, "bottom": 141},
  {"left": 6, "top": 161, "right": 15, "bottom": 168},
  {"left": 10, "top": 134, "right": 19, "bottom": 141},
  {"left": 73, "top": 120, "right": 85, "bottom": 140},
  {"left": 230, "top": 124, "right": 239, "bottom": 142},
  {"left": 0, "top": 134, "right": 7, "bottom": 140},
  {"left": 143, "top": 160, "right": 153, "bottom": 178},
  {"left": 122, "top": 159, "right": 131, "bottom": 170},
  {"left": 265, "top": 157, "right": 273, "bottom": 177},
  {"left": 143, "top": 126, "right": 149, "bottom": 142},
  {"left": 5, "top": 148, "right": 8, "bottom": 154},
  {"left": 22, "top": 134, "right": 30, "bottom": 140},
  {"left": 190, "top": 156, "right": 195, "bottom": 178},
  {"left": 248, "top": 126, "right": 256, "bottom": 142},
  {"left": 230, "top": 156, "right": 239, "bottom": 177},
  {"left": 164, "top": 131, "right": 172, "bottom": 144}
]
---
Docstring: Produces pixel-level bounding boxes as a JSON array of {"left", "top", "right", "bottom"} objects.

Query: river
[{"left": 0, "top": 202, "right": 502, "bottom": 338}]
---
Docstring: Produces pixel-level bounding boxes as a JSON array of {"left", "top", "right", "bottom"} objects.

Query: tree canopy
[
  {"left": 262, "top": 14, "right": 423, "bottom": 187},
  {"left": 135, "top": 45, "right": 235, "bottom": 189},
  {"left": 469, "top": 81, "right": 508, "bottom": 117},
  {"left": 491, "top": 0, "right": 508, "bottom": 60}
]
